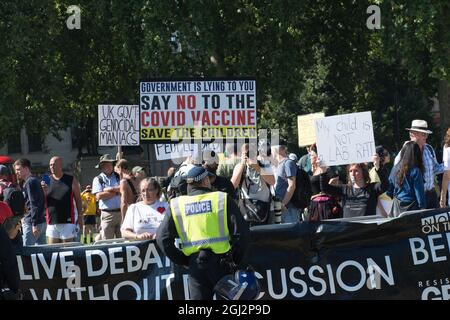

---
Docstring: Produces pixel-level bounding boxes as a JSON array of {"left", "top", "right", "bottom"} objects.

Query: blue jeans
[
  {"left": 22, "top": 222, "right": 47, "bottom": 246},
  {"left": 282, "top": 204, "right": 299, "bottom": 224}
]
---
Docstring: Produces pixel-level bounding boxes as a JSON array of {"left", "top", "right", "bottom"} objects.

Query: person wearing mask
[
  {"left": 121, "top": 178, "right": 168, "bottom": 240},
  {"left": 156, "top": 166, "right": 249, "bottom": 300}
]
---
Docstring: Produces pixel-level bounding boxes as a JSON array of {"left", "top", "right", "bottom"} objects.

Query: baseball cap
[{"left": 132, "top": 166, "right": 145, "bottom": 175}]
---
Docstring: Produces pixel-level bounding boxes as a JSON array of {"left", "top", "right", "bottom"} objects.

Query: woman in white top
[
  {"left": 121, "top": 177, "right": 169, "bottom": 240},
  {"left": 440, "top": 128, "right": 450, "bottom": 207}
]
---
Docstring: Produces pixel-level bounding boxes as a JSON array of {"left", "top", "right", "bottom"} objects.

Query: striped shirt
[{"left": 422, "top": 144, "right": 444, "bottom": 190}]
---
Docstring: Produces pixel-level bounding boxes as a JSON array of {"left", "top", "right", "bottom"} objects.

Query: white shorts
[{"left": 46, "top": 224, "right": 77, "bottom": 240}]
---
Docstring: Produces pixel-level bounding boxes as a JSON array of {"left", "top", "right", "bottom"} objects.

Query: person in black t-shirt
[{"left": 320, "top": 154, "right": 389, "bottom": 218}]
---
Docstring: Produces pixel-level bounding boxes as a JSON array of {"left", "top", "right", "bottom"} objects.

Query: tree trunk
[{"left": 439, "top": 80, "right": 450, "bottom": 141}]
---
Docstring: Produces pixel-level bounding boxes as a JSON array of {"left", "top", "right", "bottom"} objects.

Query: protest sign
[
  {"left": 98, "top": 105, "right": 140, "bottom": 146},
  {"left": 297, "top": 112, "right": 325, "bottom": 147},
  {"left": 19, "top": 208, "right": 450, "bottom": 300},
  {"left": 314, "top": 111, "right": 375, "bottom": 166},
  {"left": 154, "top": 142, "right": 222, "bottom": 161},
  {"left": 139, "top": 79, "right": 257, "bottom": 141}
]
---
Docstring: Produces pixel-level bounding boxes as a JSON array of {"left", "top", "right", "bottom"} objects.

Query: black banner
[{"left": 18, "top": 208, "right": 450, "bottom": 300}]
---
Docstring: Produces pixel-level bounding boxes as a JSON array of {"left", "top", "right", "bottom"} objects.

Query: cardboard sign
[
  {"left": 154, "top": 143, "right": 222, "bottom": 161},
  {"left": 297, "top": 112, "right": 325, "bottom": 147},
  {"left": 98, "top": 105, "right": 139, "bottom": 146},
  {"left": 314, "top": 111, "right": 375, "bottom": 166}
]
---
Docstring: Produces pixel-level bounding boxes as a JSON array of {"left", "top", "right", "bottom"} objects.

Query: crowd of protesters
[{"left": 0, "top": 118, "right": 449, "bottom": 299}]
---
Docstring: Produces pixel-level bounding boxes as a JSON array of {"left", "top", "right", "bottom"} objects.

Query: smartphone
[{"left": 42, "top": 174, "right": 50, "bottom": 185}]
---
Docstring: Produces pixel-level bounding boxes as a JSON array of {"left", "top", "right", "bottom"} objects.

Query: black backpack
[
  {"left": 290, "top": 165, "right": 312, "bottom": 209},
  {"left": 3, "top": 186, "right": 25, "bottom": 216}
]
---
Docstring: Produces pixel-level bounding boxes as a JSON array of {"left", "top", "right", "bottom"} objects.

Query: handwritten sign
[
  {"left": 154, "top": 143, "right": 222, "bottom": 161},
  {"left": 98, "top": 105, "right": 139, "bottom": 146},
  {"left": 314, "top": 112, "right": 375, "bottom": 166},
  {"left": 297, "top": 112, "right": 325, "bottom": 147},
  {"left": 140, "top": 79, "right": 257, "bottom": 141}
]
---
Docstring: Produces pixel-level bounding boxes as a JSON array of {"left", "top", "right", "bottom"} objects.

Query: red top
[
  {"left": 0, "top": 156, "right": 13, "bottom": 164},
  {"left": 0, "top": 201, "right": 13, "bottom": 224}
]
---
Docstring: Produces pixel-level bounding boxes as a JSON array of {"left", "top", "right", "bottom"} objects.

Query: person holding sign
[{"left": 319, "top": 154, "right": 389, "bottom": 218}]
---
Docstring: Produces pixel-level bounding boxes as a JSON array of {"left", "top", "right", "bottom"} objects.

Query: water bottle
[{"left": 273, "top": 197, "right": 282, "bottom": 224}]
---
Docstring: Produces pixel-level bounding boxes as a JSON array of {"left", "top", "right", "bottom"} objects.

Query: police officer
[{"left": 156, "top": 166, "right": 249, "bottom": 300}]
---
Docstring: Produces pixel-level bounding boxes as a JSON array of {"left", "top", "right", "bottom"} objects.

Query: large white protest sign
[
  {"left": 98, "top": 105, "right": 140, "bottom": 146},
  {"left": 314, "top": 112, "right": 375, "bottom": 166},
  {"left": 297, "top": 112, "right": 325, "bottom": 147},
  {"left": 154, "top": 143, "right": 222, "bottom": 161},
  {"left": 140, "top": 79, "right": 257, "bottom": 141}
]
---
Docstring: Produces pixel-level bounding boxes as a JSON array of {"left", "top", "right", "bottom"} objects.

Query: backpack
[
  {"left": 238, "top": 165, "right": 271, "bottom": 224},
  {"left": 3, "top": 185, "right": 25, "bottom": 216},
  {"left": 290, "top": 164, "right": 312, "bottom": 209}
]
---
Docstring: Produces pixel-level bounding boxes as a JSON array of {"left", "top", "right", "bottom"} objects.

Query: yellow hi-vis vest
[{"left": 170, "top": 191, "right": 230, "bottom": 256}]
